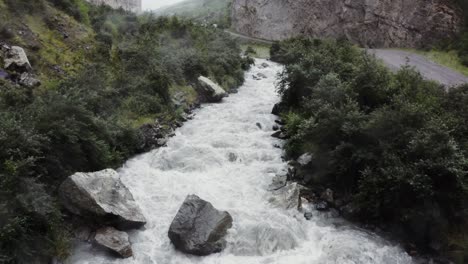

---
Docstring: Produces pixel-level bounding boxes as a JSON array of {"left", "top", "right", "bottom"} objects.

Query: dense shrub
[{"left": 273, "top": 38, "right": 468, "bottom": 254}]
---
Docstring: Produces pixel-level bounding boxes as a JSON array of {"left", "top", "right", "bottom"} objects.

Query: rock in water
[
  {"left": 168, "top": 195, "right": 233, "bottom": 256},
  {"left": 95, "top": 227, "right": 133, "bottom": 258},
  {"left": 197, "top": 76, "right": 227, "bottom": 103},
  {"left": 59, "top": 169, "right": 146, "bottom": 229},
  {"left": 269, "top": 183, "right": 303, "bottom": 210},
  {"left": 4, "top": 46, "right": 32, "bottom": 72}
]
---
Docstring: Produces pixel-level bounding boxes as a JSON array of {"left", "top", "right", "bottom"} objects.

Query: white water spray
[{"left": 69, "top": 59, "right": 413, "bottom": 264}]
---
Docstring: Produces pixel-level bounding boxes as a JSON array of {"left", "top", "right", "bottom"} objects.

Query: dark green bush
[{"left": 273, "top": 38, "right": 468, "bottom": 253}]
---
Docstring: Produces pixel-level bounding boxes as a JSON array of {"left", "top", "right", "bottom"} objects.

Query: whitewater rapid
[{"left": 69, "top": 59, "right": 413, "bottom": 264}]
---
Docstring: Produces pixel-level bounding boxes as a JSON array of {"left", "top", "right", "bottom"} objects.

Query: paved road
[{"left": 369, "top": 49, "right": 468, "bottom": 87}]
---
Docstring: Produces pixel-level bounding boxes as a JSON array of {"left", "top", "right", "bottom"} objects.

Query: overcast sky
[{"left": 142, "top": 0, "right": 186, "bottom": 10}]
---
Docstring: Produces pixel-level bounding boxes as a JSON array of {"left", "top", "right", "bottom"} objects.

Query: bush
[{"left": 273, "top": 38, "right": 468, "bottom": 253}]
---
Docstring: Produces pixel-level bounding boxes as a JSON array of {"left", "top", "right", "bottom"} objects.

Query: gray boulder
[
  {"left": 59, "top": 169, "right": 146, "bottom": 229},
  {"left": 168, "top": 195, "right": 233, "bottom": 256},
  {"left": 197, "top": 76, "right": 227, "bottom": 103},
  {"left": 19, "top": 72, "right": 41, "bottom": 88},
  {"left": 4, "top": 46, "right": 32, "bottom": 72},
  {"left": 95, "top": 227, "right": 133, "bottom": 258},
  {"left": 269, "top": 183, "right": 304, "bottom": 210}
]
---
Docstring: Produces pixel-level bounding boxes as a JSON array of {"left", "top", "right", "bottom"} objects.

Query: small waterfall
[{"left": 69, "top": 59, "right": 413, "bottom": 264}]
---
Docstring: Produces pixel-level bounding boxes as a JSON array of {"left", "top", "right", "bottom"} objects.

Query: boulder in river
[
  {"left": 197, "top": 76, "right": 227, "bottom": 103},
  {"left": 59, "top": 169, "right": 146, "bottom": 229},
  {"left": 4, "top": 46, "right": 32, "bottom": 72},
  {"left": 168, "top": 194, "right": 233, "bottom": 256},
  {"left": 269, "top": 182, "right": 303, "bottom": 210},
  {"left": 95, "top": 227, "right": 133, "bottom": 258}
]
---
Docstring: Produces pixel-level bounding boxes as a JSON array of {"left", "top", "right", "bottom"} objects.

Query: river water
[{"left": 69, "top": 59, "right": 413, "bottom": 264}]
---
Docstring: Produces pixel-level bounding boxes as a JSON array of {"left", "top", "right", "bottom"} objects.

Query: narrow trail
[{"left": 69, "top": 59, "right": 413, "bottom": 264}]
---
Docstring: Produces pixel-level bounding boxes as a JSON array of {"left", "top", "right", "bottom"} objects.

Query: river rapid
[{"left": 69, "top": 59, "right": 413, "bottom": 264}]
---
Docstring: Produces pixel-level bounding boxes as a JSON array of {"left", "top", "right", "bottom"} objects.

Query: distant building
[{"left": 86, "top": 0, "right": 142, "bottom": 13}]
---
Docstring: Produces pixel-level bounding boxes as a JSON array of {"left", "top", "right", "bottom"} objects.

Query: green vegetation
[
  {"left": 0, "top": 0, "right": 252, "bottom": 262},
  {"left": 155, "top": 0, "right": 232, "bottom": 28},
  {"left": 241, "top": 44, "right": 270, "bottom": 59},
  {"left": 271, "top": 38, "right": 468, "bottom": 259}
]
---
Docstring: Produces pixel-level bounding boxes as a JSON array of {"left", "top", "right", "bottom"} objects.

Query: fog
[{"left": 142, "top": 0, "right": 187, "bottom": 10}]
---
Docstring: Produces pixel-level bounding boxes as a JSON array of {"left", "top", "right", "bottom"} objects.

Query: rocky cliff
[
  {"left": 231, "top": 0, "right": 462, "bottom": 48},
  {"left": 87, "top": 0, "right": 141, "bottom": 13}
]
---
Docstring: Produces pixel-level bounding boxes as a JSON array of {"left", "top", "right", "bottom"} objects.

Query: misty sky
[{"left": 142, "top": 0, "right": 186, "bottom": 10}]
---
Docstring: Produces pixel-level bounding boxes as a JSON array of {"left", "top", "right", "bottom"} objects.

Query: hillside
[
  {"left": 155, "top": 0, "right": 231, "bottom": 28},
  {"left": 231, "top": 0, "right": 462, "bottom": 48}
]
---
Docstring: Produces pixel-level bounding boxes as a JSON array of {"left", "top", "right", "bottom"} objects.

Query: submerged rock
[
  {"left": 95, "top": 227, "right": 133, "bottom": 258},
  {"left": 271, "top": 131, "right": 288, "bottom": 139},
  {"left": 4, "top": 46, "right": 32, "bottom": 72},
  {"left": 197, "top": 76, "right": 227, "bottom": 103},
  {"left": 168, "top": 195, "right": 233, "bottom": 256},
  {"left": 59, "top": 169, "right": 146, "bottom": 229},
  {"left": 267, "top": 173, "right": 287, "bottom": 191}
]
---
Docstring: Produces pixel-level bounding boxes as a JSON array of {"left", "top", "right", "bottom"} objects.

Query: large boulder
[
  {"left": 168, "top": 195, "right": 233, "bottom": 256},
  {"left": 269, "top": 182, "right": 304, "bottom": 210},
  {"left": 94, "top": 227, "right": 133, "bottom": 258},
  {"left": 197, "top": 76, "right": 227, "bottom": 103},
  {"left": 59, "top": 169, "right": 146, "bottom": 229},
  {"left": 4, "top": 46, "right": 32, "bottom": 72}
]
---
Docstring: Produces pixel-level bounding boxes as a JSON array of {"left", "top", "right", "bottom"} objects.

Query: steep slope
[
  {"left": 156, "top": 0, "right": 231, "bottom": 28},
  {"left": 231, "top": 0, "right": 462, "bottom": 48}
]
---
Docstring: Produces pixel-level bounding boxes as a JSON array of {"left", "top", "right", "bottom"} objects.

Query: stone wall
[
  {"left": 87, "top": 0, "right": 142, "bottom": 13},
  {"left": 231, "top": 0, "right": 462, "bottom": 48}
]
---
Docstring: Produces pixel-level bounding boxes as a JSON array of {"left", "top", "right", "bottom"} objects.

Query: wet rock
[
  {"left": 19, "top": 72, "right": 40, "bottom": 87},
  {"left": 267, "top": 173, "right": 287, "bottom": 191},
  {"left": 253, "top": 74, "right": 261, "bottom": 80},
  {"left": 269, "top": 183, "right": 303, "bottom": 210},
  {"left": 271, "top": 103, "right": 285, "bottom": 116},
  {"left": 256, "top": 122, "right": 262, "bottom": 129},
  {"left": 138, "top": 122, "right": 168, "bottom": 151},
  {"left": 271, "top": 131, "right": 288, "bottom": 139},
  {"left": 274, "top": 119, "right": 286, "bottom": 125},
  {"left": 297, "top": 153, "right": 313, "bottom": 166},
  {"left": 168, "top": 195, "right": 233, "bottom": 256},
  {"left": 4, "top": 46, "right": 32, "bottom": 72},
  {"left": 95, "top": 227, "right": 133, "bottom": 258},
  {"left": 257, "top": 73, "right": 267, "bottom": 79},
  {"left": 304, "top": 212, "right": 313, "bottom": 220},
  {"left": 259, "top": 62, "right": 269, "bottom": 68},
  {"left": 228, "top": 152, "right": 238, "bottom": 162},
  {"left": 315, "top": 201, "right": 329, "bottom": 212},
  {"left": 59, "top": 169, "right": 146, "bottom": 229},
  {"left": 197, "top": 76, "right": 227, "bottom": 103},
  {"left": 320, "top": 188, "right": 334, "bottom": 204},
  {"left": 272, "top": 124, "right": 279, "bottom": 131}
]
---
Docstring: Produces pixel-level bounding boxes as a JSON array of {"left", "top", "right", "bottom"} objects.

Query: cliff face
[
  {"left": 231, "top": 0, "right": 462, "bottom": 48},
  {"left": 87, "top": 0, "right": 142, "bottom": 13}
]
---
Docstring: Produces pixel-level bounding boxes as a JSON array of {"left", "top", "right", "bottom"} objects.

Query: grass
[
  {"left": 395, "top": 48, "right": 468, "bottom": 77},
  {"left": 241, "top": 44, "right": 271, "bottom": 59}
]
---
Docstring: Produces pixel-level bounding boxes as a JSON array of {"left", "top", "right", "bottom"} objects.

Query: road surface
[{"left": 369, "top": 49, "right": 468, "bottom": 87}]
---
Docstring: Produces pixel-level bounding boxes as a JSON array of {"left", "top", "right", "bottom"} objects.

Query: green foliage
[
  {"left": 273, "top": 38, "right": 468, "bottom": 252},
  {"left": 0, "top": 4, "right": 249, "bottom": 263}
]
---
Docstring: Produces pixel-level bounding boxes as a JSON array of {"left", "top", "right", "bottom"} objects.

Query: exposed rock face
[
  {"left": 19, "top": 72, "right": 41, "bottom": 88},
  {"left": 231, "top": 0, "right": 462, "bottom": 48},
  {"left": 4, "top": 46, "right": 32, "bottom": 72},
  {"left": 168, "top": 195, "right": 233, "bottom": 256},
  {"left": 59, "top": 169, "right": 146, "bottom": 229},
  {"left": 86, "top": 0, "right": 142, "bottom": 13},
  {"left": 95, "top": 227, "right": 133, "bottom": 258},
  {"left": 197, "top": 76, "right": 228, "bottom": 103},
  {"left": 269, "top": 182, "right": 303, "bottom": 210}
]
